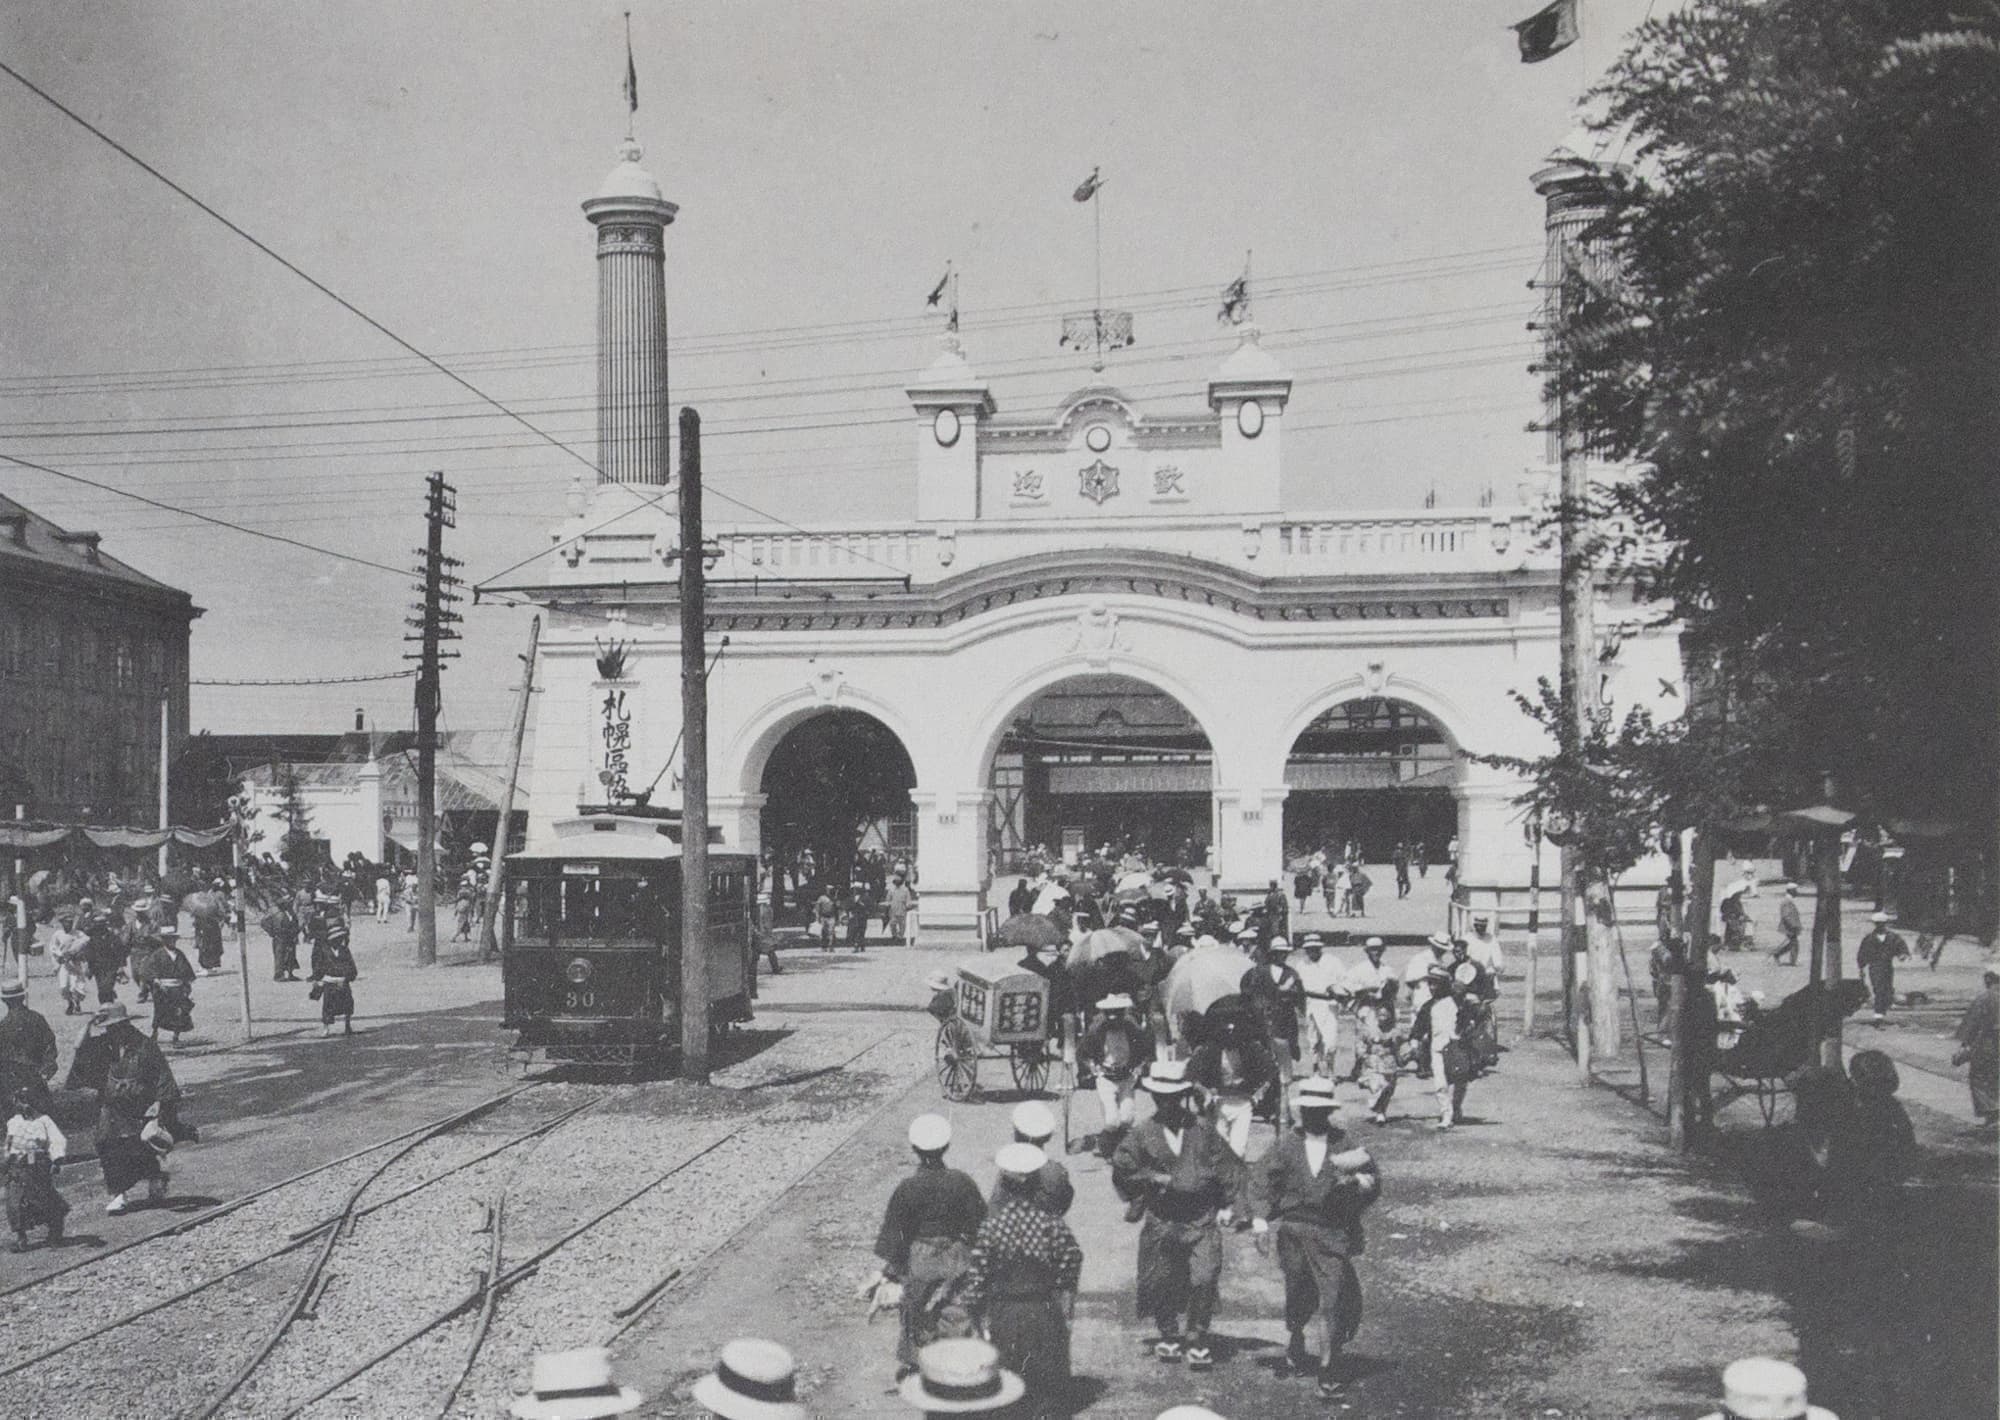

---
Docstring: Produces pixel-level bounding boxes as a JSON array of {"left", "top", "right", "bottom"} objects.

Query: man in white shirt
[
  {"left": 1402, "top": 934, "right": 1453, "bottom": 1012},
  {"left": 1290, "top": 934, "right": 1346, "bottom": 1079},
  {"left": 1465, "top": 915, "right": 1505, "bottom": 975}
]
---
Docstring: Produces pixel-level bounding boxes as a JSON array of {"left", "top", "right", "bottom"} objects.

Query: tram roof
[{"left": 509, "top": 813, "right": 749, "bottom": 862}]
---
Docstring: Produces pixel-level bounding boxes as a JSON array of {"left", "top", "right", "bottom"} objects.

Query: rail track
[{"left": 0, "top": 1023, "right": 924, "bottom": 1420}]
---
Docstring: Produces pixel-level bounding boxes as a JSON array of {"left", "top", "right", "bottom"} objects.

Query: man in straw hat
[
  {"left": 988, "top": 1102, "right": 1073, "bottom": 1216},
  {"left": 897, "top": 1337, "right": 1024, "bottom": 1417},
  {"left": 963, "top": 1142, "right": 1084, "bottom": 1414},
  {"left": 1247, "top": 1076, "right": 1380, "bottom": 1398},
  {"left": 511, "top": 1345, "right": 644, "bottom": 1420},
  {"left": 1695, "top": 1356, "right": 1836, "bottom": 1420},
  {"left": 64, "top": 1001, "right": 183, "bottom": 1213},
  {"left": 1112, "top": 1059, "right": 1240, "bottom": 1371},
  {"left": 871, "top": 1114, "right": 987, "bottom": 1378},
  {"left": 1078, "top": 993, "right": 1154, "bottom": 1161},
  {"left": 690, "top": 1338, "right": 806, "bottom": 1420}
]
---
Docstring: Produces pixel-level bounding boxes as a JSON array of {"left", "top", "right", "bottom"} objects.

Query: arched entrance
[
  {"left": 758, "top": 709, "right": 917, "bottom": 917},
  {"left": 1282, "top": 696, "right": 1460, "bottom": 869},
  {"left": 986, "top": 673, "right": 1214, "bottom": 874}
]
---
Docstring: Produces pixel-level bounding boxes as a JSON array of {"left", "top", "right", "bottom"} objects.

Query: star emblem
[{"left": 1079, "top": 459, "right": 1120, "bottom": 505}]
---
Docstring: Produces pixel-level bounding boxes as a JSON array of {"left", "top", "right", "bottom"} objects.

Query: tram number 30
[{"left": 562, "top": 990, "right": 598, "bottom": 1011}]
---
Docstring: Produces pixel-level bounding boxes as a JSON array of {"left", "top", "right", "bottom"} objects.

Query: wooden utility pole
[
  {"left": 676, "top": 409, "right": 711, "bottom": 1082},
  {"left": 157, "top": 694, "right": 171, "bottom": 878},
  {"left": 478, "top": 614, "right": 540, "bottom": 962},
  {"left": 407, "top": 471, "right": 460, "bottom": 968}
]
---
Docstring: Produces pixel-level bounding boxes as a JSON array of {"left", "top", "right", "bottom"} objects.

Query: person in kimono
[
  {"left": 1953, "top": 963, "right": 2000, "bottom": 1124},
  {"left": 871, "top": 1114, "right": 987, "bottom": 1379},
  {"left": 1111, "top": 1060, "right": 1239, "bottom": 1372},
  {"left": 1078, "top": 994, "right": 1155, "bottom": 1161},
  {"left": 1352, "top": 995, "right": 1403, "bottom": 1125},
  {"left": 1247, "top": 1077, "right": 1380, "bottom": 1399},
  {"left": 1239, "top": 939, "right": 1306, "bottom": 1074},
  {"left": 962, "top": 1142, "right": 1084, "bottom": 1416},
  {"left": 5, "top": 1085, "right": 68, "bottom": 1249},
  {"left": 261, "top": 899, "right": 302, "bottom": 982},
  {"left": 308, "top": 896, "right": 360, "bottom": 1036},
  {"left": 140, "top": 925, "right": 196, "bottom": 1043},
  {"left": 48, "top": 909, "right": 91, "bottom": 1015},
  {"left": 65, "top": 1003, "right": 182, "bottom": 1213}
]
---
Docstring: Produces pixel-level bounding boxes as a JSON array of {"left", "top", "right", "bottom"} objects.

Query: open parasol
[
  {"left": 1163, "top": 944, "right": 1252, "bottom": 1025},
  {"left": 1719, "top": 877, "right": 1754, "bottom": 900},
  {"left": 1068, "top": 927, "right": 1138, "bottom": 970},
  {"left": 995, "top": 912, "right": 1065, "bottom": 950}
]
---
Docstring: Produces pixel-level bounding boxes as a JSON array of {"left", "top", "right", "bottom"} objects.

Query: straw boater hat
[
  {"left": 1294, "top": 1077, "right": 1339, "bottom": 1111},
  {"left": 1097, "top": 993, "right": 1134, "bottom": 1012},
  {"left": 1298, "top": 932, "right": 1324, "bottom": 949},
  {"left": 511, "top": 1347, "right": 643, "bottom": 1420},
  {"left": 1426, "top": 931, "right": 1453, "bottom": 952},
  {"left": 89, "top": 1002, "right": 134, "bottom": 1031},
  {"left": 1695, "top": 1357, "right": 1834, "bottom": 1420},
  {"left": 1364, "top": 936, "right": 1386, "bottom": 952},
  {"left": 1142, "top": 1059, "right": 1196, "bottom": 1096},
  {"left": 1010, "top": 1101, "right": 1056, "bottom": 1143},
  {"left": 1138, "top": 921, "right": 1161, "bottom": 938},
  {"left": 996, "top": 1142, "right": 1047, "bottom": 1178},
  {"left": 924, "top": 970, "right": 954, "bottom": 994},
  {"left": 157, "top": 923, "right": 179, "bottom": 938},
  {"left": 690, "top": 1339, "right": 806, "bottom": 1420},
  {"left": 908, "top": 1114, "right": 952, "bottom": 1153},
  {"left": 898, "top": 1338, "right": 1025, "bottom": 1414},
  {"left": 1268, "top": 937, "right": 1292, "bottom": 954},
  {"left": 1, "top": 981, "right": 25, "bottom": 1001},
  {"left": 1870, "top": 912, "right": 1891, "bottom": 924}
]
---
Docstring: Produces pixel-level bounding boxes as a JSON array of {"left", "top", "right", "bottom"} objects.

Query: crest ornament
[
  {"left": 594, "top": 639, "right": 630, "bottom": 681},
  {"left": 1079, "top": 460, "right": 1120, "bottom": 505},
  {"left": 1363, "top": 660, "right": 1388, "bottom": 696},
  {"left": 1068, "top": 601, "right": 1129, "bottom": 668},
  {"left": 807, "top": 661, "right": 846, "bottom": 704}
]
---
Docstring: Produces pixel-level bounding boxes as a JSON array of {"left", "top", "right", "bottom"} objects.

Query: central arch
[
  {"left": 756, "top": 708, "right": 917, "bottom": 920},
  {"left": 980, "top": 672, "right": 1218, "bottom": 877}
]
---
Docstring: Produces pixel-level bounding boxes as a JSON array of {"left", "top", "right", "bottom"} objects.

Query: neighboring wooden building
[{"left": 0, "top": 495, "right": 200, "bottom": 824}]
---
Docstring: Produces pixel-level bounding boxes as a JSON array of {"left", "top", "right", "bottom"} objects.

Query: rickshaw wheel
[
  {"left": 936, "top": 1018, "right": 979, "bottom": 1101},
  {"left": 1009, "top": 1041, "right": 1051, "bottom": 1095}
]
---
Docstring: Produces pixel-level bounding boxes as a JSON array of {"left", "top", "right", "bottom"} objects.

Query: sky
[{"left": 0, "top": 0, "right": 1660, "bottom": 735}]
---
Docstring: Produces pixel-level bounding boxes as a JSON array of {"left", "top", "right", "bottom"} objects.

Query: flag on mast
[
  {"left": 1072, "top": 167, "right": 1101, "bottom": 203},
  {"left": 623, "top": 12, "right": 639, "bottom": 114},
  {"left": 925, "top": 266, "right": 952, "bottom": 308},
  {"left": 1511, "top": 0, "right": 1579, "bottom": 63},
  {"left": 1218, "top": 261, "right": 1251, "bottom": 325}
]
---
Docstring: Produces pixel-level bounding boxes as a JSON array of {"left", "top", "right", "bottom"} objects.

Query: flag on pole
[
  {"left": 623, "top": 13, "right": 639, "bottom": 114},
  {"left": 1072, "top": 167, "right": 1101, "bottom": 203},
  {"left": 1218, "top": 270, "right": 1250, "bottom": 326},
  {"left": 925, "top": 266, "right": 951, "bottom": 308},
  {"left": 1511, "top": 0, "right": 1579, "bottom": 63}
]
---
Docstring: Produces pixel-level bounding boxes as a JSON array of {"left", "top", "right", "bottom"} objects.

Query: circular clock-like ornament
[
  {"left": 1236, "top": 399, "right": 1265, "bottom": 438},
  {"left": 1085, "top": 424, "right": 1113, "bottom": 453},
  {"left": 933, "top": 408, "right": 961, "bottom": 447}
]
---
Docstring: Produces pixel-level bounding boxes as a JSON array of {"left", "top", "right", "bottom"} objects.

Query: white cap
[
  {"left": 1010, "top": 1100, "right": 1057, "bottom": 1141},
  {"left": 1157, "top": 1409, "right": 1227, "bottom": 1420},
  {"left": 1294, "top": 1077, "right": 1339, "bottom": 1109},
  {"left": 1268, "top": 936, "right": 1291, "bottom": 952},
  {"left": 995, "top": 1142, "right": 1047, "bottom": 1177},
  {"left": 908, "top": 1114, "right": 952, "bottom": 1152},
  {"left": 1707, "top": 1357, "right": 1834, "bottom": 1420}
]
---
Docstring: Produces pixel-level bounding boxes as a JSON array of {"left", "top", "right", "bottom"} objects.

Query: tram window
[
  {"left": 512, "top": 880, "right": 556, "bottom": 944},
  {"left": 551, "top": 876, "right": 661, "bottom": 943}
]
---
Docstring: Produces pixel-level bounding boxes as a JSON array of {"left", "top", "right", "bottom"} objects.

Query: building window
[
  {"left": 115, "top": 637, "right": 135, "bottom": 689},
  {"left": 0, "top": 618, "right": 19, "bottom": 676}
]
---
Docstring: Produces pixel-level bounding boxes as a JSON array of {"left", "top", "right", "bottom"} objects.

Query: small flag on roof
[
  {"left": 1073, "top": 167, "right": 1102, "bottom": 203},
  {"left": 1512, "top": 0, "right": 1579, "bottom": 63}
]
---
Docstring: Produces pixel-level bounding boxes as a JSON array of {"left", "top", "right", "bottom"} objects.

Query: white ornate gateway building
[{"left": 508, "top": 140, "right": 1680, "bottom": 933}]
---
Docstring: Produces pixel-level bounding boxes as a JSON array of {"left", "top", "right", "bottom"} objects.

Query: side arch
[
  {"left": 1267, "top": 674, "right": 1478, "bottom": 785},
  {"left": 722, "top": 683, "right": 927, "bottom": 800}
]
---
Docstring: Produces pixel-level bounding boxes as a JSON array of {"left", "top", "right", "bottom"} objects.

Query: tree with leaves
[{"left": 276, "top": 766, "right": 321, "bottom": 877}]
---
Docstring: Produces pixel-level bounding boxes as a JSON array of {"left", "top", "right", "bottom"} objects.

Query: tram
[{"left": 501, "top": 810, "right": 759, "bottom": 1065}]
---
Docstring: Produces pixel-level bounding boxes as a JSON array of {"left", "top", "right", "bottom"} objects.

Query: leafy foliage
[{"left": 1559, "top": 0, "right": 2000, "bottom": 825}]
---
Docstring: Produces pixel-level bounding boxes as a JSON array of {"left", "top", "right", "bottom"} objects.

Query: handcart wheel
[
  {"left": 1010, "top": 1041, "right": 1052, "bottom": 1095},
  {"left": 936, "top": 1018, "right": 979, "bottom": 1102}
]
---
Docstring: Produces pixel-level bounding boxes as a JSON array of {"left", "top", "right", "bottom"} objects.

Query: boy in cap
[
  {"left": 872, "top": 1114, "right": 987, "bottom": 1378},
  {"left": 964, "top": 1142, "right": 1084, "bottom": 1412},
  {"left": 988, "top": 1102, "right": 1073, "bottom": 1216},
  {"left": 897, "top": 1338, "right": 1024, "bottom": 1417},
  {"left": 690, "top": 1338, "right": 803, "bottom": 1420},
  {"left": 1248, "top": 1077, "right": 1380, "bottom": 1398},
  {"left": 1112, "top": 1060, "right": 1240, "bottom": 1371}
]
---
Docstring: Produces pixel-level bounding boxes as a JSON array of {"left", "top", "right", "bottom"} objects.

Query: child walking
[{"left": 6, "top": 1086, "right": 69, "bottom": 1251}]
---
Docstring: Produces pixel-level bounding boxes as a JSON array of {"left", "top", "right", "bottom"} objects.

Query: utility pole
[
  {"left": 406, "top": 471, "right": 460, "bottom": 968},
  {"left": 157, "top": 694, "right": 171, "bottom": 878},
  {"left": 675, "top": 409, "right": 712, "bottom": 1082},
  {"left": 478, "top": 614, "right": 540, "bottom": 962}
]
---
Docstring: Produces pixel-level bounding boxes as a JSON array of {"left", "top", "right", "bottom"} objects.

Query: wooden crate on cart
[{"left": 933, "top": 957, "right": 1059, "bottom": 1101}]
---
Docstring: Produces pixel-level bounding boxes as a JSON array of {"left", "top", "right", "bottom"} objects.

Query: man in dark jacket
[
  {"left": 1240, "top": 939, "right": 1305, "bottom": 1068},
  {"left": 1856, "top": 912, "right": 1910, "bottom": 1020},
  {"left": 1247, "top": 1078, "right": 1380, "bottom": 1399},
  {"left": 1773, "top": 885, "right": 1804, "bottom": 965},
  {"left": 1112, "top": 1060, "right": 1239, "bottom": 1371},
  {"left": 0, "top": 982, "right": 58, "bottom": 1110}
]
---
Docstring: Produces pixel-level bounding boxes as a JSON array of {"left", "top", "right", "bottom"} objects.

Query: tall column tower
[{"left": 582, "top": 140, "right": 677, "bottom": 487}]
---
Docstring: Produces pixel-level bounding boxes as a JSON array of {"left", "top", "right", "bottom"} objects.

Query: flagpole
[{"left": 1092, "top": 178, "right": 1103, "bottom": 370}]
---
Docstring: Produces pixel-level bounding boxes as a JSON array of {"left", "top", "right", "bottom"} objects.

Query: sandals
[
  {"left": 1153, "top": 1339, "right": 1183, "bottom": 1363},
  {"left": 1185, "top": 1345, "right": 1214, "bottom": 1371}
]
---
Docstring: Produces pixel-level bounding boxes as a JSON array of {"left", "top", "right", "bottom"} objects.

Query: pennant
[
  {"left": 623, "top": 14, "right": 639, "bottom": 113},
  {"left": 1218, "top": 273, "right": 1250, "bottom": 326},
  {"left": 1511, "top": 0, "right": 1578, "bottom": 63},
  {"left": 1072, "top": 167, "right": 1101, "bottom": 203},
  {"left": 925, "top": 267, "right": 951, "bottom": 308}
]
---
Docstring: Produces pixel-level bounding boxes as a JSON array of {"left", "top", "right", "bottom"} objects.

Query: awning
[{"left": 0, "top": 822, "right": 232, "bottom": 851}]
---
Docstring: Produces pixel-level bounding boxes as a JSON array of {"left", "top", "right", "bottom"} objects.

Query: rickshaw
[{"left": 934, "top": 957, "right": 1070, "bottom": 1101}]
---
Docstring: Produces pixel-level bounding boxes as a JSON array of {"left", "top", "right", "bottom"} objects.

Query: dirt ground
[{"left": 614, "top": 932, "right": 1998, "bottom": 1420}]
